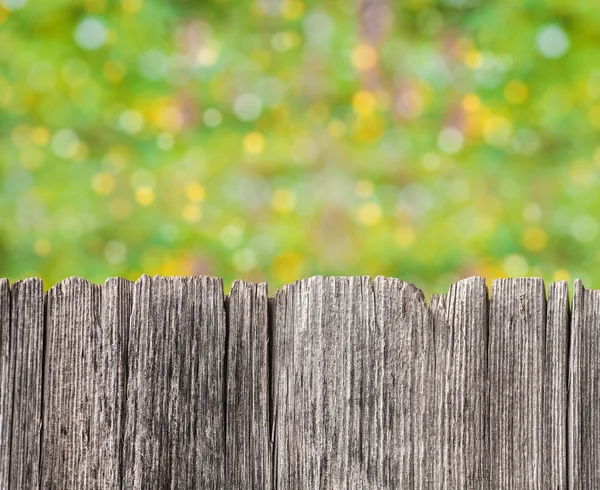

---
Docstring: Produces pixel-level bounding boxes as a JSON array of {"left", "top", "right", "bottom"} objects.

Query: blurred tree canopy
[{"left": 0, "top": 0, "right": 598, "bottom": 296}]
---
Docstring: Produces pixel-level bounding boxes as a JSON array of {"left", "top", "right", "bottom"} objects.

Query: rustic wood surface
[
  {"left": 1, "top": 279, "right": 44, "bottom": 489},
  {"left": 41, "top": 277, "right": 132, "bottom": 488},
  {"left": 545, "top": 281, "right": 569, "bottom": 490},
  {"left": 225, "top": 280, "right": 271, "bottom": 489},
  {"left": 488, "top": 278, "right": 546, "bottom": 488},
  {"left": 0, "top": 274, "right": 587, "bottom": 489},
  {"left": 122, "top": 275, "right": 226, "bottom": 489},
  {"left": 569, "top": 279, "right": 600, "bottom": 489},
  {"left": 0, "top": 278, "right": 11, "bottom": 488},
  {"left": 430, "top": 276, "right": 489, "bottom": 489}
]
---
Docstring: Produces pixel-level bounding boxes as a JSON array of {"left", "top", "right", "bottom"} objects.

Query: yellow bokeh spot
[
  {"left": 85, "top": 0, "right": 105, "bottom": 13},
  {"left": 157, "top": 105, "right": 184, "bottom": 133},
  {"left": 34, "top": 238, "right": 52, "bottom": 256},
  {"left": 243, "top": 132, "right": 265, "bottom": 155},
  {"left": 31, "top": 126, "right": 50, "bottom": 145},
  {"left": 327, "top": 119, "right": 346, "bottom": 139},
  {"left": 185, "top": 183, "right": 206, "bottom": 202},
  {"left": 351, "top": 44, "right": 378, "bottom": 71},
  {"left": 462, "top": 93, "right": 481, "bottom": 112},
  {"left": 121, "top": 0, "right": 142, "bottom": 13},
  {"left": 589, "top": 104, "right": 600, "bottom": 128},
  {"left": 394, "top": 226, "right": 415, "bottom": 247},
  {"left": 103, "top": 60, "right": 126, "bottom": 83},
  {"left": 159, "top": 255, "right": 192, "bottom": 276},
  {"left": 553, "top": 269, "right": 570, "bottom": 282},
  {"left": 352, "top": 91, "right": 377, "bottom": 116},
  {"left": 522, "top": 226, "right": 547, "bottom": 252},
  {"left": 464, "top": 49, "right": 483, "bottom": 69},
  {"left": 182, "top": 204, "right": 202, "bottom": 223},
  {"left": 355, "top": 180, "right": 374, "bottom": 198},
  {"left": 0, "top": 7, "right": 9, "bottom": 25},
  {"left": 483, "top": 116, "right": 512, "bottom": 146},
  {"left": 92, "top": 172, "right": 115, "bottom": 195},
  {"left": 280, "top": 0, "right": 304, "bottom": 19},
  {"left": 353, "top": 114, "right": 385, "bottom": 143},
  {"left": 109, "top": 197, "right": 132, "bottom": 219},
  {"left": 357, "top": 202, "right": 382, "bottom": 226},
  {"left": 272, "top": 252, "right": 304, "bottom": 283},
  {"left": 504, "top": 80, "right": 528, "bottom": 104},
  {"left": 272, "top": 188, "right": 296, "bottom": 213},
  {"left": 594, "top": 147, "right": 600, "bottom": 167},
  {"left": 135, "top": 186, "right": 154, "bottom": 206}
]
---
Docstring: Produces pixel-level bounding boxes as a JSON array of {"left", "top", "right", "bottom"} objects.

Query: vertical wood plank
[
  {"left": 41, "top": 277, "right": 132, "bottom": 489},
  {"left": 430, "top": 276, "right": 489, "bottom": 489},
  {"left": 0, "top": 278, "right": 11, "bottom": 488},
  {"left": 272, "top": 276, "right": 434, "bottom": 489},
  {"left": 0, "top": 279, "right": 44, "bottom": 488},
  {"left": 122, "top": 275, "right": 226, "bottom": 489},
  {"left": 544, "top": 281, "right": 568, "bottom": 489},
  {"left": 568, "top": 279, "right": 600, "bottom": 489},
  {"left": 225, "top": 280, "right": 271, "bottom": 489},
  {"left": 488, "top": 278, "right": 546, "bottom": 489},
  {"left": 375, "top": 276, "right": 435, "bottom": 489}
]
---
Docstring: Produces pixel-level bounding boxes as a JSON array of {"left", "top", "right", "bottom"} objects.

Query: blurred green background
[{"left": 0, "top": 0, "right": 597, "bottom": 297}]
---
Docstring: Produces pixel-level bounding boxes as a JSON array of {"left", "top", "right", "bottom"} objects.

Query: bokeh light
[{"left": 1, "top": 0, "right": 598, "bottom": 297}]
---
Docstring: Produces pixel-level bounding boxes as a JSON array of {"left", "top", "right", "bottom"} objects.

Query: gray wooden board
[
  {"left": 544, "top": 281, "right": 568, "bottom": 490},
  {"left": 122, "top": 275, "right": 226, "bottom": 489},
  {"left": 272, "top": 276, "right": 434, "bottom": 489},
  {"left": 488, "top": 278, "right": 546, "bottom": 488},
  {"left": 41, "top": 277, "right": 133, "bottom": 489},
  {"left": 0, "top": 279, "right": 44, "bottom": 488},
  {"left": 430, "top": 276, "right": 489, "bottom": 489},
  {"left": 0, "top": 278, "right": 11, "bottom": 488},
  {"left": 225, "top": 280, "right": 271, "bottom": 489},
  {"left": 569, "top": 279, "right": 600, "bottom": 489},
  {"left": 0, "top": 273, "right": 579, "bottom": 489}
]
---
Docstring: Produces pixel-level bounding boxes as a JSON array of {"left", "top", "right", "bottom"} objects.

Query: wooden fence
[{"left": 0, "top": 274, "right": 596, "bottom": 489}]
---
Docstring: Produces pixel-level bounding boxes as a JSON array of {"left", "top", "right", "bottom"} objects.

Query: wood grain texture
[
  {"left": 0, "top": 279, "right": 44, "bottom": 489},
  {"left": 0, "top": 278, "right": 11, "bottom": 488},
  {"left": 41, "top": 277, "right": 132, "bottom": 489},
  {"left": 544, "top": 281, "right": 568, "bottom": 490},
  {"left": 569, "top": 279, "right": 600, "bottom": 489},
  {"left": 122, "top": 275, "right": 226, "bottom": 489},
  {"left": 0, "top": 273, "right": 580, "bottom": 489},
  {"left": 430, "top": 276, "right": 489, "bottom": 489},
  {"left": 272, "top": 276, "right": 434, "bottom": 489},
  {"left": 225, "top": 280, "right": 271, "bottom": 489},
  {"left": 488, "top": 278, "right": 546, "bottom": 489},
  {"left": 375, "top": 276, "right": 435, "bottom": 489}
]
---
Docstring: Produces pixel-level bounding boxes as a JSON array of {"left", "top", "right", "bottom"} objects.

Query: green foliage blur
[{"left": 1, "top": 0, "right": 598, "bottom": 297}]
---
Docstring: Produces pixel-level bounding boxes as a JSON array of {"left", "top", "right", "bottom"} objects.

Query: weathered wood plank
[
  {"left": 0, "top": 278, "right": 11, "bottom": 488},
  {"left": 272, "top": 276, "right": 434, "bottom": 489},
  {"left": 488, "top": 278, "right": 546, "bottom": 488},
  {"left": 430, "top": 276, "right": 489, "bottom": 489},
  {"left": 41, "top": 277, "right": 132, "bottom": 489},
  {"left": 544, "top": 281, "right": 568, "bottom": 489},
  {"left": 225, "top": 280, "right": 271, "bottom": 489},
  {"left": 0, "top": 279, "right": 44, "bottom": 488},
  {"left": 375, "top": 276, "right": 435, "bottom": 489},
  {"left": 122, "top": 275, "right": 226, "bottom": 489},
  {"left": 569, "top": 279, "right": 600, "bottom": 489}
]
